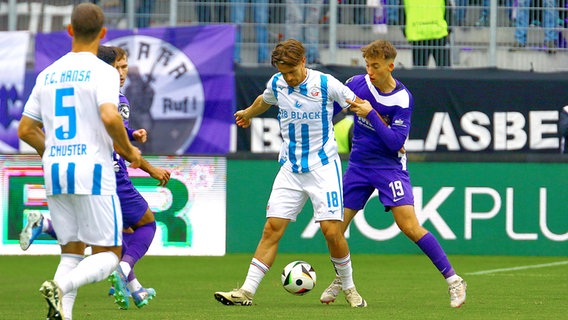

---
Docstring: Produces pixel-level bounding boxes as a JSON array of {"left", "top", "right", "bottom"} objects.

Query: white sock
[
  {"left": 119, "top": 261, "right": 131, "bottom": 278},
  {"left": 54, "top": 254, "right": 83, "bottom": 320},
  {"left": 241, "top": 258, "right": 269, "bottom": 295},
  {"left": 446, "top": 274, "right": 461, "bottom": 285},
  {"left": 127, "top": 278, "right": 143, "bottom": 293},
  {"left": 58, "top": 251, "right": 119, "bottom": 294},
  {"left": 62, "top": 289, "right": 77, "bottom": 320},
  {"left": 331, "top": 254, "right": 355, "bottom": 290}
]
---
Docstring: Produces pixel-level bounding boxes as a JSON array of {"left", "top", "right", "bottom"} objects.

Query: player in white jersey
[
  {"left": 17, "top": 4, "right": 141, "bottom": 320},
  {"left": 214, "top": 39, "right": 366, "bottom": 308}
]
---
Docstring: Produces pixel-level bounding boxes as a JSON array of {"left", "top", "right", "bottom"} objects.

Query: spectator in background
[
  {"left": 196, "top": 0, "right": 228, "bottom": 23},
  {"left": 387, "top": 0, "right": 401, "bottom": 24},
  {"left": 453, "top": 0, "right": 468, "bottom": 26},
  {"left": 475, "top": 0, "right": 514, "bottom": 27},
  {"left": 136, "top": 0, "right": 153, "bottom": 28},
  {"left": 231, "top": 0, "right": 269, "bottom": 63},
  {"left": 403, "top": 0, "right": 452, "bottom": 67},
  {"left": 343, "top": 0, "right": 368, "bottom": 24},
  {"left": 559, "top": 105, "right": 568, "bottom": 153},
  {"left": 511, "top": 0, "right": 559, "bottom": 53},
  {"left": 91, "top": 0, "right": 153, "bottom": 28},
  {"left": 285, "top": 0, "right": 323, "bottom": 65}
]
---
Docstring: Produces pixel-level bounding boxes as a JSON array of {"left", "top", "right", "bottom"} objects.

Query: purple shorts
[
  {"left": 117, "top": 179, "right": 149, "bottom": 229},
  {"left": 343, "top": 165, "right": 414, "bottom": 212}
]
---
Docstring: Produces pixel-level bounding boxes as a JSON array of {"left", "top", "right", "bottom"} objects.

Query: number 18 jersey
[{"left": 23, "top": 52, "right": 120, "bottom": 196}]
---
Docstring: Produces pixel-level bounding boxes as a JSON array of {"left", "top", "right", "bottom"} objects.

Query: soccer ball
[{"left": 281, "top": 260, "right": 317, "bottom": 295}]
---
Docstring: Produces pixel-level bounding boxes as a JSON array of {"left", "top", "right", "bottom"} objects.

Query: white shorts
[
  {"left": 47, "top": 194, "right": 123, "bottom": 247},
  {"left": 266, "top": 156, "right": 344, "bottom": 222}
]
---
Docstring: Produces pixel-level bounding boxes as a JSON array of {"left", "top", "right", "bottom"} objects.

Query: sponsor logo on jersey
[{"left": 393, "top": 118, "right": 406, "bottom": 127}]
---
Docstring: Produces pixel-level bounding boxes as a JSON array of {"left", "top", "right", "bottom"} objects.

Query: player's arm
[
  {"left": 347, "top": 98, "right": 407, "bottom": 154},
  {"left": 18, "top": 116, "right": 46, "bottom": 157},
  {"left": 349, "top": 96, "right": 390, "bottom": 126},
  {"left": 234, "top": 94, "right": 272, "bottom": 128},
  {"left": 138, "top": 160, "right": 171, "bottom": 186},
  {"left": 113, "top": 142, "right": 170, "bottom": 186},
  {"left": 100, "top": 102, "right": 142, "bottom": 168}
]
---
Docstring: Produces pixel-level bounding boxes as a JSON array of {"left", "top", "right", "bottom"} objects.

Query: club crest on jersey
[
  {"left": 103, "top": 35, "right": 205, "bottom": 154},
  {"left": 310, "top": 86, "right": 321, "bottom": 97},
  {"left": 118, "top": 103, "right": 130, "bottom": 120}
]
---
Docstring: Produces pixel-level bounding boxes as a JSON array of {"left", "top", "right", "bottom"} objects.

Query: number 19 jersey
[{"left": 23, "top": 52, "right": 120, "bottom": 196}]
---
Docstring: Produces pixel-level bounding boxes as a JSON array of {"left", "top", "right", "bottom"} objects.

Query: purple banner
[{"left": 35, "top": 25, "right": 236, "bottom": 155}]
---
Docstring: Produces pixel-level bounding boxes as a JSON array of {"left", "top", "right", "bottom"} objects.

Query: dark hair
[
  {"left": 71, "top": 3, "right": 105, "bottom": 42},
  {"left": 114, "top": 46, "right": 127, "bottom": 61},
  {"left": 271, "top": 39, "right": 305, "bottom": 67},
  {"left": 97, "top": 45, "right": 117, "bottom": 65},
  {"left": 361, "top": 40, "right": 397, "bottom": 61}
]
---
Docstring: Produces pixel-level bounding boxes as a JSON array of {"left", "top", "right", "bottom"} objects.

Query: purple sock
[
  {"left": 121, "top": 232, "right": 133, "bottom": 257},
  {"left": 128, "top": 269, "right": 136, "bottom": 282},
  {"left": 122, "top": 221, "right": 156, "bottom": 271},
  {"left": 45, "top": 218, "right": 57, "bottom": 239},
  {"left": 415, "top": 232, "right": 455, "bottom": 278}
]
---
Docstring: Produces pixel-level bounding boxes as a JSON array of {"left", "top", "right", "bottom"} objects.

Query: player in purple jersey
[
  {"left": 319, "top": 40, "right": 467, "bottom": 308},
  {"left": 19, "top": 45, "right": 171, "bottom": 311},
  {"left": 106, "top": 46, "right": 171, "bottom": 310}
]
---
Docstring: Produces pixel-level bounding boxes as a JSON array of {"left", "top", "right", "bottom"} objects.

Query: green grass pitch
[{"left": 1, "top": 254, "right": 566, "bottom": 319}]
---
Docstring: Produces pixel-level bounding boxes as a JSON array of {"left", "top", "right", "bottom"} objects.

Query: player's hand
[
  {"left": 133, "top": 129, "right": 148, "bottom": 143},
  {"left": 346, "top": 99, "right": 373, "bottom": 118},
  {"left": 234, "top": 110, "right": 252, "bottom": 128},
  {"left": 150, "top": 167, "right": 171, "bottom": 186}
]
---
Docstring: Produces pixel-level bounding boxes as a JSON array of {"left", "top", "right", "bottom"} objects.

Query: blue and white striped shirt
[
  {"left": 22, "top": 52, "right": 120, "bottom": 196},
  {"left": 263, "top": 69, "right": 356, "bottom": 173}
]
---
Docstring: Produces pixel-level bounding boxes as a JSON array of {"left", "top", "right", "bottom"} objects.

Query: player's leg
[
  {"left": 20, "top": 211, "right": 45, "bottom": 250},
  {"left": 312, "top": 158, "right": 366, "bottom": 308},
  {"left": 214, "top": 167, "right": 302, "bottom": 306},
  {"left": 42, "top": 194, "right": 122, "bottom": 319},
  {"left": 121, "top": 208, "right": 155, "bottom": 279},
  {"left": 319, "top": 208, "right": 357, "bottom": 304},
  {"left": 392, "top": 205, "right": 467, "bottom": 308},
  {"left": 110, "top": 186, "right": 154, "bottom": 309},
  {"left": 127, "top": 269, "right": 156, "bottom": 308},
  {"left": 320, "top": 165, "right": 373, "bottom": 305},
  {"left": 122, "top": 209, "right": 157, "bottom": 308},
  {"left": 214, "top": 217, "right": 290, "bottom": 306},
  {"left": 319, "top": 219, "right": 366, "bottom": 307},
  {"left": 20, "top": 211, "right": 58, "bottom": 250},
  {"left": 376, "top": 168, "right": 467, "bottom": 308}
]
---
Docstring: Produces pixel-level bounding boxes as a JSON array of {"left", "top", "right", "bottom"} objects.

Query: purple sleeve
[
  {"left": 126, "top": 127, "right": 135, "bottom": 141},
  {"left": 366, "top": 111, "right": 407, "bottom": 153}
]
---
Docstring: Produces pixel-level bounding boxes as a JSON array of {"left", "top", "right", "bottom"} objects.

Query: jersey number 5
[{"left": 55, "top": 87, "right": 77, "bottom": 140}]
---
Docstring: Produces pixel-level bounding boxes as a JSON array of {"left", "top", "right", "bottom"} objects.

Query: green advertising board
[{"left": 227, "top": 160, "right": 568, "bottom": 256}]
